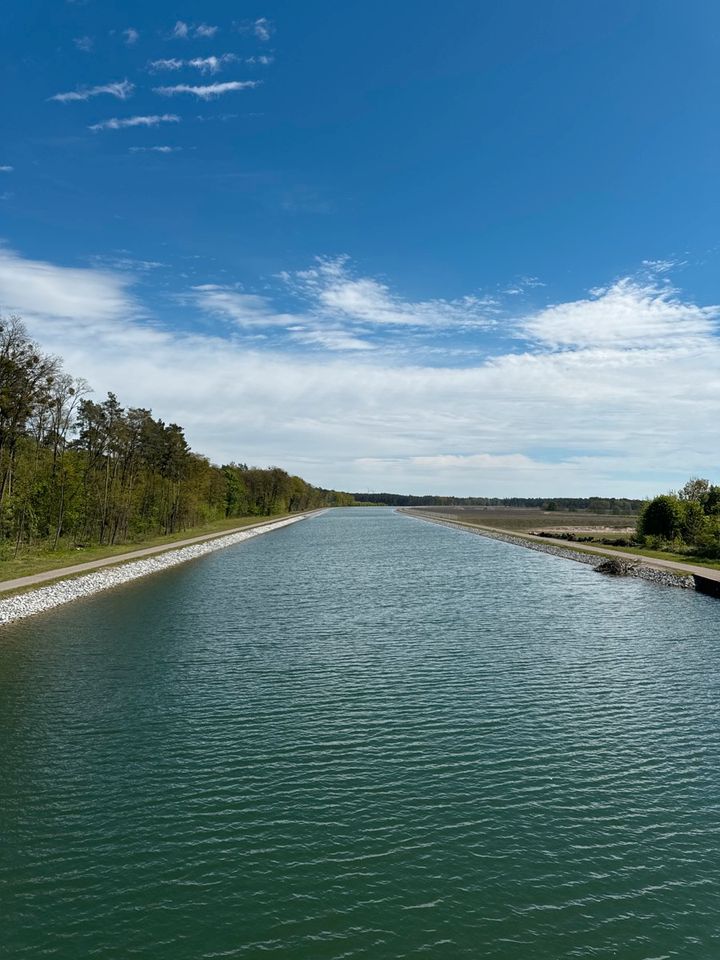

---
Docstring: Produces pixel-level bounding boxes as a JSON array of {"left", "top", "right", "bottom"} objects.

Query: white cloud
[
  {"left": 285, "top": 257, "right": 494, "bottom": 329},
  {"left": 150, "top": 54, "right": 268, "bottom": 73},
  {"left": 503, "top": 275, "right": 546, "bottom": 295},
  {"left": 50, "top": 79, "right": 134, "bottom": 103},
  {"left": 89, "top": 114, "right": 180, "bottom": 132},
  {"left": 90, "top": 254, "right": 164, "bottom": 272},
  {"left": 4, "top": 246, "right": 720, "bottom": 495},
  {"left": 0, "top": 166, "right": 12, "bottom": 173},
  {"left": 520, "top": 279, "right": 718, "bottom": 348},
  {"left": 129, "top": 145, "right": 181, "bottom": 153},
  {"left": 123, "top": 27, "right": 139, "bottom": 45},
  {"left": 194, "top": 23, "right": 219, "bottom": 38},
  {"left": 192, "top": 261, "right": 492, "bottom": 347},
  {"left": 253, "top": 18, "right": 273, "bottom": 41},
  {"left": 642, "top": 258, "right": 681, "bottom": 274},
  {"left": 148, "top": 58, "right": 184, "bottom": 72},
  {"left": 187, "top": 54, "right": 238, "bottom": 74},
  {"left": 289, "top": 328, "right": 375, "bottom": 351},
  {"left": 408, "top": 453, "right": 539, "bottom": 469},
  {"left": 154, "top": 81, "right": 260, "bottom": 100},
  {"left": 191, "top": 285, "right": 372, "bottom": 351},
  {"left": 191, "top": 285, "right": 297, "bottom": 327},
  {"left": 73, "top": 35, "right": 94, "bottom": 52},
  {"left": 0, "top": 245, "right": 137, "bottom": 324},
  {"left": 170, "top": 21, "right": 219, "bottom": 40}
]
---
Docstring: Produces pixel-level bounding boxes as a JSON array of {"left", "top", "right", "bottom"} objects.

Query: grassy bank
[
  {"left": 582, "top": 541, "right": 720, "bottom": 572},
  {"left": 0, "top": 515, "right": 291, "bottom": 583}
]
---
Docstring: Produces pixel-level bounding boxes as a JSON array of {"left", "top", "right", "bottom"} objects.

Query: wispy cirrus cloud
[
  {"left": 154, "top": 80, "right": 260, "bottom": 100},
  {"left": 129, "top": 145, "right": 181, "bottom": 153},
  {"left": 503, "top": 275, "right": 546, "bottom": 295},
  {"left": 0, "top": 166, "right": 13, "bottom": 173},
  {"left": 149, "top": 54, "right": 242, "bottom": 74},
  {"left": 234, "top": 18, "right": 274, "bottom": 42},
  {"left": 190, "top": 257, "right": 494, "bottom": 353},
  {"left": 190, "top": 285, "right": 297, "bottom": 327},
  {"left": 89, "top": 114, "right": 180, "bottom": 132},
  {"left": 289, "top": 328, "right": 375, "bottom": 351},
  {"left": 170, "top": 21, "right": 219, "bottom": 40},
  {"left": 190, "top": 284, "right": 374, "bottom": 351},
  {"left": 254, "top": 18, "right": 273, "bottom": 41},
  {"left": 89, "top": 253, "right": 165, "bottom": 272},
  {"left": 641, "top": 258, "right": 681, "bottom": 274},
  {"left": 73, "top": 35, "right": 94, "bottom": 52},
  {"left": 123, "top": 27, "right": 139, "bottom": 45},
  {"left": 49, "top": 79, "right": 134, "bottom": 103},
  {"left": 148, "top": 58, "right": 184, "bottom": 72},
  {"left": 284, "top": 256, "right": 495, "bottom": 330},
  {"left": 183, "top": 54, "right": 236, "bottom": 73},
  {"left": 360, "top": 453, "right": 538, "bottom": 470}
]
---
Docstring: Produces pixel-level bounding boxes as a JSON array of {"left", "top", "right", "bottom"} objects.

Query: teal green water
[{"left": 2, "top": 507, "right": 720, "bottom": 959}]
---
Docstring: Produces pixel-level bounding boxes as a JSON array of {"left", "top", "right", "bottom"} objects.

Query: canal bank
[
  {"left": 400, "top": 508, "right": 720, "bottom": 596},
  {"left": 0, "top": 512, "right": 323, "bottom": 625}
]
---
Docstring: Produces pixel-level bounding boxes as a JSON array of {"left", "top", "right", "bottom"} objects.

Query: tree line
[
  {"left": 351, "top": 492, "right": 643, "bottom": 513},
  {"left": 0, "top": 316, "right": 353, "bottom": 558},
  {"left": 637, "top": 478, "right": 720, "bottom": 558}
]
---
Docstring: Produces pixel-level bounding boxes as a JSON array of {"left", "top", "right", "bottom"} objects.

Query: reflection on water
[{"left": 1, "top": 507, "right": 720, "bottom": 959}]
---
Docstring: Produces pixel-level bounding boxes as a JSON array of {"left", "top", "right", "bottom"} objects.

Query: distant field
[{"left": 409, "top": 506, "right": 637, "bottom": 538}]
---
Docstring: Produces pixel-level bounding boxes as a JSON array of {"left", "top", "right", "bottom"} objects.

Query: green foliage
[
  {"left": 678, "top": 477, "right": 710, "bottom": 504},
  {"left": 639, "top": 478, "right": 720, "bottom": 558},
  {"left": 705, "top": 485, "right": 720, "bottom": 516},
  {"left": 637, "top": 495, "right": 685, "bottom": 542},
  {"left": 693, "top": 517, "right": 720, "bottom": 559},
  {"left": 680, "top": 500, "right": 708, "bottom": 546},
  {"left": 0, "top": 317, "right": 347, "bottom": 557}
]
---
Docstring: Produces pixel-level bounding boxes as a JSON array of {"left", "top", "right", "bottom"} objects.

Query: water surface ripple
[{"left": 2, "top": 507, "right": 720, "bottom": 959}]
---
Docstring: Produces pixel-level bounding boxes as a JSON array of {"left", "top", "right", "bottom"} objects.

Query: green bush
[
  {"left": 637, "top": 495, "right": 685, "bottom": 541},
  {"left": 693, "top": 518, "right": 720, "bottom": 558},
  {"left": 681, "top": 500, "right": 709, "bottom": 546}
]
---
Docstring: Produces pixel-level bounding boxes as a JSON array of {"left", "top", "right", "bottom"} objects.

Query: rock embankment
[
  {"left": 402, "top": 512, "right": 695, "bottom": 591},
  {"left": 0, "top": 515, "right": 309, "bottom": 626}
]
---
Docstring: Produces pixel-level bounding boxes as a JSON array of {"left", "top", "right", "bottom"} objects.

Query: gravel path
[{"left": 0, "top": 514, "right": 316, "bottom": 626}]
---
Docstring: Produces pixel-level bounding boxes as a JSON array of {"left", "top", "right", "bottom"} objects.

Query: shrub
[
  {"left": 637, "top": 495, "right": 684, "bottom": 541},
  {"left": 693, "top": 518, "right": 720, "bottom": 559},
  {"left": 681, "top": 500, "right": 710, "bottom": 546}
]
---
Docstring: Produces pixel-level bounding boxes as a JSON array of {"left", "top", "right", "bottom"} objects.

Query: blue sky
[{"left": 1, "top": 0, "right": 719, "bottom": 495}]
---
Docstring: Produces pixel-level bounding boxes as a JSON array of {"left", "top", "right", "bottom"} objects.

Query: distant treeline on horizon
[{"left": 350, "top": 493, "right": 644, "bottom": 513}]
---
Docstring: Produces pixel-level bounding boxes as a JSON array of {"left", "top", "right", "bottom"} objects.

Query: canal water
[{"left": 2, "top": 507, "right": 719, "bottom": 959}]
